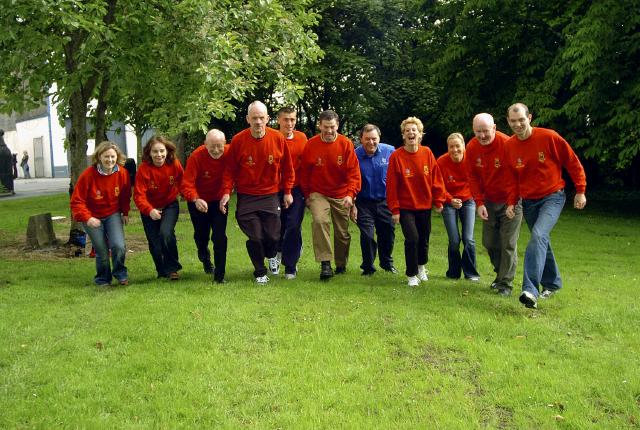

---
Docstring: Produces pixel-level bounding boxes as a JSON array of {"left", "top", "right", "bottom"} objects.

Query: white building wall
[
  {"left": 47, "top": 86, "right": 69, "bottom": 176},
  {"left": 15, "top": 116, "right": 53, "bottom": 178}
]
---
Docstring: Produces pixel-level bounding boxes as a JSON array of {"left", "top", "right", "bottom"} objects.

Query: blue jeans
[
  {"left": 83, "top": 212, "right": 127, "bottom": 285},
  {"left": 441, "top": 200, "right": 479, "bottom": 279},
  {"left": 278, "top": 186, "right": 305, "bottom": 273},
  {"left": 521, "top": 190, "right": 565, "bottom": 296},
  {"left": 141, "top": 200, "right": 182, "bottom": 277}
]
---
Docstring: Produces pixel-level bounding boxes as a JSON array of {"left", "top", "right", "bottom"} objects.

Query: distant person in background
[
  {"left": 0, "top": 129, "right": 14, "bottom": 194},
  {"left": 437, "top": 133, "right": 480, "bottom": 281},
  {"left": 123, "top": 157, "right": 136, "bottom": 188},
  {"left": 275, "top": 106, "right": 308, "bottom": 279},
  {"left": 134, "top": 136, "right": 184, "bottom": 280},
  {"left": 351, "top": 124, "right": 397, "bottom": 276},
  {"left": 182, "top": 129, "right": 229, "bottom": 283},
  {"left": 70, "top": 141, "right": 131, "bottom": 286},
  {"left": 20, "top": 151, "right": 31, "bottom": 179},
  {"left": 11, "top": 153, "right": 18, "bottom": 179},
  {"left": 505, "top": 102, "right": 587, "bottom": 309},
  {"left": 385, "top": 117, "right": 446, "bottom": 287}
]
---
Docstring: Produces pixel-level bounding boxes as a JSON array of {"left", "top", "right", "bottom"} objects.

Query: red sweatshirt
[
  {"left": 134, "top": 159, "right": 184, "bottom": 216},
  {"left": 70, "top": 165, "right": 131, "bottom": 222},
  {"left": 506, "top": 127, "right": 586, "bottom": 200},
  {"left": 437, "top": 153, "right": 473, "bottom": 203},
  {"left": 299, "top": 134, "right": 361, "bottom": 199},
  {"left": 284, "top": 130, "right": 307, "bottom": 188},
  {"left": 386, "top": 146, "right": 446, "bottom": 214},
  {"left": 465, "top": 131, "right": 516, "bottom": 206},
  {"left": 222, "top": 127, "right": 294, "bottom": 195},
  {"left": 182, "top": 144, "right": 229, "bottom": 202}
]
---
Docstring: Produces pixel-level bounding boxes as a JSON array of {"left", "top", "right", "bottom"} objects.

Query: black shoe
[
  {"left": 213, "top": 271, "right": 225, "bottom": 283},
  {"left": 519, "top": 291, "right": 538, "bottom": 308},
  {"left": 335, "top": 266, "right": 346, "bottom": 274},
  {"left": 497, "top": 287, "right": 512, "bottom": 296},
  {"left": 320, "top": 261, "right": 334, "bottom": 280},
  {"left": 202, "top": 261, "right": 213, "bottom": 274},
  {"left": 490, "top": 278, "right": 499, "bottom": 289},
  {"left": 361, "top": 268, "right": 376, "bottom": 276},
  {"left": 381, "top": 265, "right": 399, "bottom": 274}
]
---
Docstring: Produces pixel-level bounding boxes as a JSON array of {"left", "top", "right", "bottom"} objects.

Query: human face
[
  {"left": 206, "top": 137, "right": 225, "bottom": 159},
  {"left": 278, "top": 112, "right": 297, "bottom": 138},
  {"left": 319, "top": 119, "right": 338, "bottom": 142},
  {"left": 361, "top": 129, "right": 380, "bottom": 156},
  {"left": 507, "top": 109, "right": 533, "bottom": 140},
  {"left": 99, "top": 148, "right": 118, "bottom": 172},
  {"left": 447, "top": 138, "right": 465, "bottom": 163},
  {"left": 247, "top": 105, "right": 269, "bottom": 138},
  {"left": 472, "top": 119, "right": 496, "bottom": 146},
  {"left": 150, "top": 142, "right": 167, "bottom": 167},
  {"left": 402, "top": 123, "right": 421, "bottom": 149}
]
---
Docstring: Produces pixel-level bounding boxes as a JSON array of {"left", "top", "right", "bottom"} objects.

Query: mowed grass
[{"left": 0, "top": 193, "right": 638, "bottom": 429}]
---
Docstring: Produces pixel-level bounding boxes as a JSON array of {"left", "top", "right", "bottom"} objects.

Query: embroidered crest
[
  {"left": 316, "top": 157, "right": 324, "bottom": 166},
  {"left": 204, "top": 171, "right": 210, "bottom": 178},
  {"left": 423, "top": 165, "right": 429, "bottom": 175},
  {"left": 516, "top": 158, "right": 524, "bottom": 169},
  {"left": 494, "top": 158, "right": 501, "bottom": 168},
  {"left": 448, "top": 175, "right": 454, "bottom": 183},
  {"left": 476, "top": 157, "right": 483, "bottom": 167},
  {"left": 169, "top": 176, "right": 175, "bottom": 185},
  {"left": 95, "top": 190, "right": 103, "bottom": 200},
  {"left": 404, "top": 168, "right": 413, "bottom": 177},
  {"left": 247, "top": 156, "right": 255, "bottom": 166},
  {"left": 337, "top": 155, "right": 343, "bottom": 165},
  {"left": 538, "top": 152, "right": 545, "bottom": 162},
  {"left": 150, "top": 180, "right": 157, "bottom": 189},
  {"left": 114, "top": 186, "right": 120, "bottom": 196},
  {"left": 268, "top": 155, "right": 274, "bottom": 165}
]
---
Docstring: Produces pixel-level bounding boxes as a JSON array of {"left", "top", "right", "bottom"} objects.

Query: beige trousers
[{"left": 308, "top": 192, "right": 351, "bottom": 266}]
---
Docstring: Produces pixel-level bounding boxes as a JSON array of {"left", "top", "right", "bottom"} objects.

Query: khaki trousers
[{"left": 308, "top": 192, "right": 351, "bottom": 266}]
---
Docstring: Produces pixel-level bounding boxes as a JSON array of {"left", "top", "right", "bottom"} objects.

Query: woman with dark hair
[
  {"left": 134, "top": 136, "right": 184, "bottom": 280},
  {"left": 70, "top": 141, "right": 131, "bottom": 286}
]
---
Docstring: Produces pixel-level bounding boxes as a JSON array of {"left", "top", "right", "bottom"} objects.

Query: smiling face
[
  {"left": 472, "top": 115, "right": 496, "bottom": 146},
  {"left": 206, "top": 137, "right": 225, "bottom": 159},
  {"left": 247, "top": 103, "right": 269, "bottom": 138},
  {"left": 319, "top": 119, "right": 339, "bottom": 143},
  {"left": 447, "top": 138, "right": 465, "bottom": 163},
  {"left": 361, "top": 129, "right": 380, "bottom": 155},
  {"left": 150, "top": 142, "right": 167, "bottom": 167},
  {"left": 507, "top": 108, "right": 533, "bottom": 140},
  {"left": 402, "top": 123, "right": 421, "bottom": 149},
  {"left": 278, "top": 112, "right": 297, "bottom": 138},
  {"left": 99, "top": 148, "right": 118, "bottom": 172}
]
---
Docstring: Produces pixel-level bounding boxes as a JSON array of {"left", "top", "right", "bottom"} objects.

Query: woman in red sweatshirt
[
  {"left": 70, "top": 141, "right": 131, "bottom": 286},
  {"left": 134, "top": 136, "right": 184, "bottom": 280},
  {"left": 386, "top": 117, "right": 446, "bottom": 287}
]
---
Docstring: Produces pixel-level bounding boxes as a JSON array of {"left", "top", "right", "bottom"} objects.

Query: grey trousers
[{"left": 482, "top": 200, "right": 523, "bottom": 289}]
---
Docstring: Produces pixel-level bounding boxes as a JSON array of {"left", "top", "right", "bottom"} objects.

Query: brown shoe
[
  {"left": 119, "top": 279, "right": 129, "bottom": 286},
  {"left": 168, "top": 272, "right": 179, "bottom": 281}
]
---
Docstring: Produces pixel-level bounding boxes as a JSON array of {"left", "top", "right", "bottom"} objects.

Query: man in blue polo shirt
[{"left": 351, "top": 124, "right": 397, "bottom": 275}]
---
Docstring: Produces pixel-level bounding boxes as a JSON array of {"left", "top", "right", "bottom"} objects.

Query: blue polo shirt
[{"left": 355, "top": 143, "right": 395, "bottom": 201}]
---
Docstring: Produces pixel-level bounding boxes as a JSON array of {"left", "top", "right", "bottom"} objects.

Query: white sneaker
[
  {"left": 417, "top": 265, "right": 429, "bottom": 282},
  {"left": 284, "top": 273, "right": 296, "bottom": 280},
  {"left": 255, "top": 275, "right": 269, "bottom": 285},
  {"left": 268, "top": 257, "right": 280, "bottom": 275},
  {"left": 407, "top": 276, "right": 419, "bottom": 287}
]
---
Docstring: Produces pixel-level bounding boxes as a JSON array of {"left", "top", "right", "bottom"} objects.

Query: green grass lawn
[{"left": 1, "top": 193, "right": 639, "bottom": 429}]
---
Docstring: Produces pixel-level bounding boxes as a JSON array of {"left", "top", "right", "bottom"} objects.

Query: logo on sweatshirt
[
  {"left": 169, "top": 176, "right": 175, "bottom": 185},
  {"left": 538, "top": 152, "right": 545, "bottom": 163},
  {"left": 268, "top": 155, "right": 274, "bottom": 165},
  {"left": 95, "top": 190, "right": 103, "bottom": 200},
  {"left": 494, "top": 158, "right": 501, "bottom": 168},
  {"left": 114, "top": 186, "right": 120, "bottom": 196},
  {"left": 447, "top": 175, "right": 455, "bottom": 183},
  {"left": 337, "top": 155, "right": 343, "bottom": 165},
  {"left": 150, "top": 180, "right": 157, "bottom": 190},
  {"left": 516, "top": 158, "right": 524, "bottom": 169},
  {"left": 204, "top": 171, "right": 210, "bottom": 178},
  {"left": 247, "top": 156, "right": 255, "bottom": 166},
  {"left": 404, "top": 168, "right": 413, "bottom": 178},
  {"left": 315, "top": 157, "right": 324, "bottom": 166},
  {"left": 423, "top": 165, "right": 429, "bottom": 175},
  {"left": 475, "top": 157, "right": 483, "bottom": 168}
]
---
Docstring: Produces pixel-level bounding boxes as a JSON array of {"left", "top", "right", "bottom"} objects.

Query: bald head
[
  {"left": 472, "top": 113, "right": 497, "bottom": 146},
  {"left": 205, "top": 128, "right": 226, "bottom": 159},
  {"left": 246, "top": 100, "right": 269, "bottom": 138}
]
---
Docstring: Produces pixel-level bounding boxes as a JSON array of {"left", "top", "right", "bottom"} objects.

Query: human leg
[
  {"left": 83, "top": 221, "right": 112, "bottom": 285},
  {"left": 102, "top": 212, "right": 128, "bottom": 282},
  {"left": 141, "top": 214, "right": 166, "bottom": 277},
  {"left": 399, "top": 210, "right": 419, "bottom": 277},
  {"left": 308, "top": 193, "right": 333, "bottom": 262},
  {"left": 441, "top": 204, "right": 462, "bottom": 279},
  {"left": 210, "top": 201, "right": 228, "bottom": 282},
  {"left": 187, "top": 201, "right": 212, "bottom": 271},
  {"left": 459, "top": 199, "right": 480, "bottom": 279},
  {"left": 158, "top": 201, "right": 182, "bottom": 274},
  {"left": 281, "top": 187, "right": 305, "bottom": 273},
  {"left": 375, "top": 201, "right": 396, "bottom": 271},
  {"left": 356, "top": 199, "right": 377, "bottom": 273},
  {"left": 329, "top": 197, "right": 351, "bottom": 269}
]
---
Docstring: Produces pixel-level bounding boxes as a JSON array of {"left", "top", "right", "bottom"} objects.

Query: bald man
[
  {"left": 220, "top": 101, "right": 294, "bottom": 284},
  {"left": 466, "top": 113, "right": 522, "bottom": 296},
  {"left": 182, "top": 129, "right": 229, "bottom": 283},
  {"left": 505, "top": 103, "right": 586, "bottom": 309}
]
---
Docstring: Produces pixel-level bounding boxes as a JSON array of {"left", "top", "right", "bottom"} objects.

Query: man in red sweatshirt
[
  {"left": 182, "top": 129, "right": 229, "bottom": 283},
  {"left": 466, "top": 113, "right": 523, "bottom": 296},
  {"left": 300, "top": 110, "right": 361, "bottom": 280},
  {"left": 220, "top": 101, "right": 294, "bottom": 284},
  {"left": 505, "top": 103, "right": 587, "bottom": 309}
]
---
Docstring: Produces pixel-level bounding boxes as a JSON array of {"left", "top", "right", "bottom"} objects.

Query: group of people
[{"left": 69, "top": 101, "right": 586, "bottom": 309}]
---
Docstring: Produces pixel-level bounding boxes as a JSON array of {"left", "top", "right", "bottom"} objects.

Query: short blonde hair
[
  {"left": 447, "top": 132, "right": 465, "bottom": 146},
  {"left": 91, "top": 141, "right": 126, "bottom": 166},
  {"left": 400, "top": 116, "right": 424, "bottom": 134}
]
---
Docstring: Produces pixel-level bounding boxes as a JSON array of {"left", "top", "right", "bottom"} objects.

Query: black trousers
[
  {"left": 187, "top": 200, "right": 228, "bottom": 280},
  {"left": 399, "top": 209, "right": 431, "bottom": 277},
  {"left": 236, "top": 193, "right": 280, "bottom": 277},
  {"left": 355, "top": 198, "right": 395, "bottom": 272}
]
